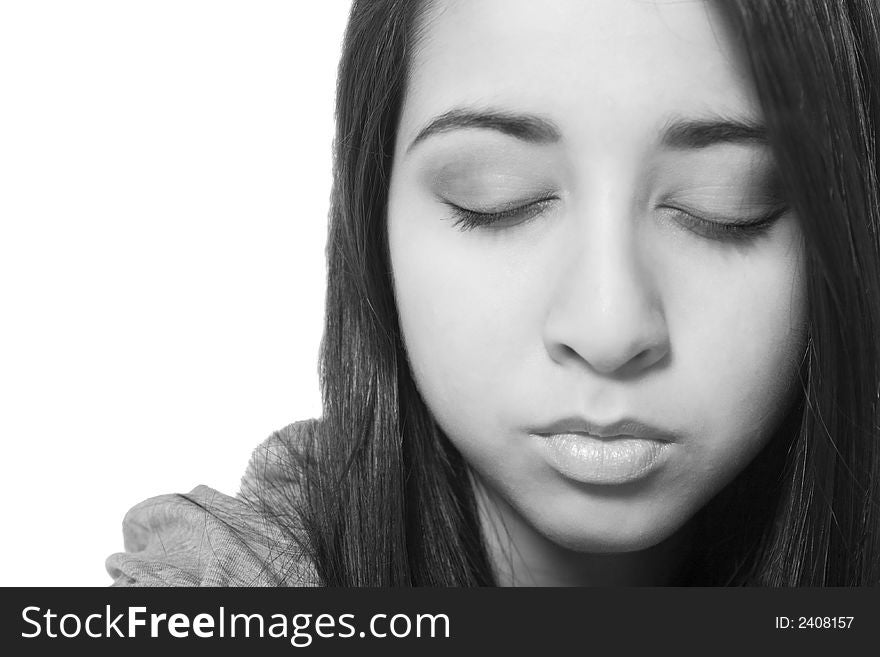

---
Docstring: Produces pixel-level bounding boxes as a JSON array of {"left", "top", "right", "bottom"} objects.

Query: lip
[
  {"left": 529, "top": 415, "right": 677, "bottom": 485},
  {"left": 529, "top": 415, "right": 679, "bottom": 442}
]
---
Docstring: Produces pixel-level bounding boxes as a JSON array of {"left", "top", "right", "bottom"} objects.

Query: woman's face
[{"left": 387, "top": 0, "right": 807, "bottom": 555}]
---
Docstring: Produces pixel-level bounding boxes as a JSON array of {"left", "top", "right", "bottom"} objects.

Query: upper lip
[{"left": 530, "top": 415, "right": 678, "bottom": 442}]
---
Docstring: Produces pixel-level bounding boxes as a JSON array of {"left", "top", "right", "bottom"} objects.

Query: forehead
[{"left": 401, "top": 0, "right": 758, "bottom": 147}]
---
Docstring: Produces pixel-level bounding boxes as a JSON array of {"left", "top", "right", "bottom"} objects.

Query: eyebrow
[
  {"left": 406, "top": 107, "right": 767, "bottom": 153},
  {"left": 406, "top": 108, "right": 561, "bottom": 154},
  {"left": 660, "top": 117, "right": 767, "bottom": 149}
]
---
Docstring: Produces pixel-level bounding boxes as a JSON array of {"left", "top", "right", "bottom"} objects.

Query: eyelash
[
  {"left": 659, "top": 204, "right": 787, "bottom": 243},
  {"left": 446, "top": 198, "right": 787, "bottom": 243},
  {"left": 446, "top": 196, "right": 558, "bottom": 231}
]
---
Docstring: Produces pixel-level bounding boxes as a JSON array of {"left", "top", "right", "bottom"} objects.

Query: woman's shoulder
[
  {"left": 238, "top": 418, "right": 320, "bottom": 509},
  {"left": 105, "top": 419, "right": 322, "bottom": 587}
]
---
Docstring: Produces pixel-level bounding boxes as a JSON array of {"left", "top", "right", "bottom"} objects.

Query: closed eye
[
  {"left": 658, "top": 204, "right": 788, "bottom": 243},
  {"left": 444, "top": 195, "right": 558, "bottom": 231}
]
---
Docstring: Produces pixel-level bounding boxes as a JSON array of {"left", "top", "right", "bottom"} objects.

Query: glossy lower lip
[{"left": 533, "top": 432, "right": 671, "bottom": 485}]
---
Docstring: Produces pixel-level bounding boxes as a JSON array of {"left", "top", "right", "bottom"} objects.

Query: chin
[{"left": 532, "top": 503, "right": 692, "bottom": 554}]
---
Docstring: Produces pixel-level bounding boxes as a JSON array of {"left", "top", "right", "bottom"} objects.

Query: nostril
[
  {"left": 636, "top": 347, "right": 658, "bottom": 362},
  {"left": 635, "top": 343, "right": 671, "bottom": 370}
]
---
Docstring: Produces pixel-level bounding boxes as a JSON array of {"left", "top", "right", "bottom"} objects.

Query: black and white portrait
[{"left": 3, "top": 0, "right": 879, "bottom": 589}]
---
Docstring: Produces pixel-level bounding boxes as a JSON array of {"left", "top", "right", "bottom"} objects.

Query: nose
[{"left": 542, "top": 207, "right": 670, "bottom": 378}]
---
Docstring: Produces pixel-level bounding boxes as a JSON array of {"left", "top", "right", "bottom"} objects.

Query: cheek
[
  {"left": 661, "top": 228, "right": 807, "bottom": 468},
  {"left": 389, "top": 218, "right": 532, "bottom": 430}
]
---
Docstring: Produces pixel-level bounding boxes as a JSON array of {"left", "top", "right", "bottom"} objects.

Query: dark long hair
[
  {"left": 710, "top": 0, "right": 880, "bottom": 586},
  {"left": 286, "top": 0, "right": 880, "bottom": 586}
]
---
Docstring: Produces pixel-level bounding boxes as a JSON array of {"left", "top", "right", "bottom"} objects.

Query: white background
[{"left": 0, "top": 1, "right": 351, "bottom": 585}]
